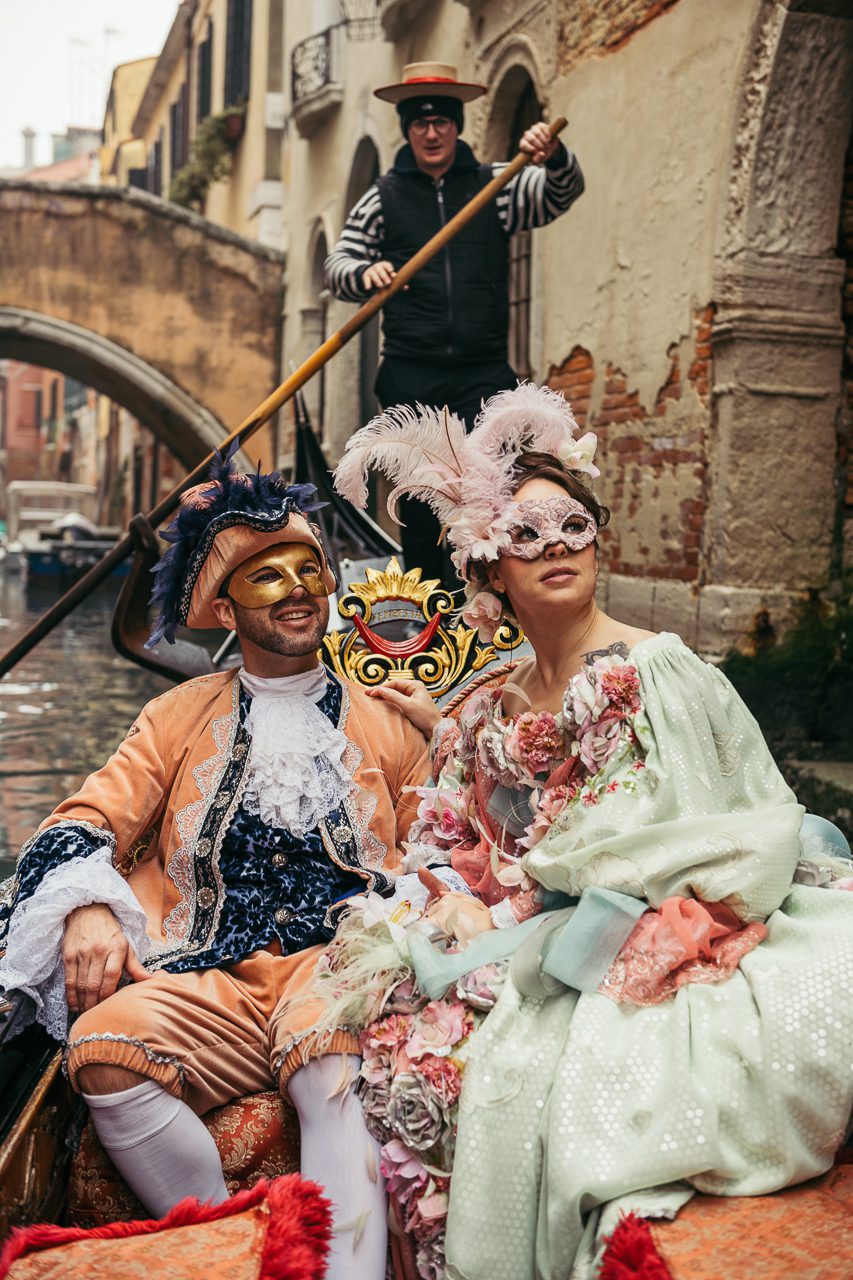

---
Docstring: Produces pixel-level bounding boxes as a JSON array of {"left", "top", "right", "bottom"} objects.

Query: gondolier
[
  {"left": 326, "top": 62, "right": 584, "bottom": 584},
  {"left": 0, "top": 455, "right": 434, "bottom": 1279}
]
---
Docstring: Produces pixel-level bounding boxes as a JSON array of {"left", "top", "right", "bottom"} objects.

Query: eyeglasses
[{"left": 409, "top": 116, "right": 454, "bottom": 137}]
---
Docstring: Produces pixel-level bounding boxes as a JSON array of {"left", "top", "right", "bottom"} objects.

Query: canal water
[{"left": 0, "top": 572, "right": 171, "bottom": 880}]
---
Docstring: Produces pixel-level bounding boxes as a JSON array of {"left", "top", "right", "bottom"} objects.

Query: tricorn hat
[
  {"left": 374, "top": 62, "right": 486, "bottom": 106},
  {"left": 147, "top": 450, "right": 336, "bottom": 646}
]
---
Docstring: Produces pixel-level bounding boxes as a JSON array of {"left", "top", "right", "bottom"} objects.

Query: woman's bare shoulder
[{"left": 583, "top": 624, "right": 657, "bottom": 663}]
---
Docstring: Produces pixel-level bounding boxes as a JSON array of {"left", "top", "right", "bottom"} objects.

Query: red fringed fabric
[
  {"left": 599, "top": 1213, "right": 673, "bottom": 1280},
  {"left": 0, "top": 1175, "right": 331, "bottom": 1280}
]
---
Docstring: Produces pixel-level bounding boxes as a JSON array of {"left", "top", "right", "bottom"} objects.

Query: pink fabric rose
[
  {"left": 380, "top": 1138, "right": 429, "bottom": 1208},
  {"left": 600, "top": 663, "right": 641, "bottom": 713},
  {"left": 361, "top": 1012, "right": 415, "bottom": 1079},
  {"left": 415, "top": 1052, "right": 463, "bottom": 1105},
  {"left": 505, "top": 711, "right": 566, "bottom": 776},
  {"left": 577, "top": 709, "right": 623, "bottom": 773},
  {"left": 407, "top": 999, "right": 472, "bottom": 1060},
  {"left": 460, "top": 587, "right": 503, "bottom": 641}
]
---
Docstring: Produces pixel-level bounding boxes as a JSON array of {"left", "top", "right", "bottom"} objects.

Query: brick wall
[
  {"left": 547, "top": 304, "right": 713, "bottom": 583},
  {"left": 556, "top": 0, "right": 684, "bottom": 76}
]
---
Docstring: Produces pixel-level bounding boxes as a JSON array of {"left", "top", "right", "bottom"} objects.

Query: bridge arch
[
  {"left": 0, "top": 181, "right": 285, "bottom": 470},
  {"left": 0, "top": 309, "right": 224, "bottom": 469}
]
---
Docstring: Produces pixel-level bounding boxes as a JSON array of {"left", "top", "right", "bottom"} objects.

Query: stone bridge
[{"left": 0, "top": 182, "right": 284, "bottom": 470}]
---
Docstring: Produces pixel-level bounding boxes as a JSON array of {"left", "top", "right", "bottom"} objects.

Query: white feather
[{"left": 333, "top": 402, "right": 468, "bottom": 527}]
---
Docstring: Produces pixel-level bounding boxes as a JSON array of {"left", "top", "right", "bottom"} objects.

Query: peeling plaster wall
[{"left": 544, "top": 0, "right": 759, "bottom": 410}]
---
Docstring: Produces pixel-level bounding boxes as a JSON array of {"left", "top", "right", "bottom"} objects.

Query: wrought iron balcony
[{"left": 291, "top": 28, "right": 343, "bottom": 138}]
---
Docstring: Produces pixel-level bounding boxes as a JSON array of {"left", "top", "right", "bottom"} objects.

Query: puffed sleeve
[{"left": 523, "top": 633, "right": 803, "bottom": 923}]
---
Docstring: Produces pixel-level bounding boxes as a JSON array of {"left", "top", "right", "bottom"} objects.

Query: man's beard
[{"left": 233, "top": 598, "right": 328, "bottom": 657}]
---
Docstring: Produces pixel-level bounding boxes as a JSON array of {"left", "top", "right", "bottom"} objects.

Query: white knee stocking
[
  {"left": 83, "top": 1079, "right": 229, "bottom": 1218},
  {"left": 289, "top": 1054, "right": 387, "bottom": 1280}
]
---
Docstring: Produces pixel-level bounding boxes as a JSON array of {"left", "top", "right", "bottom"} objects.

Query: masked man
[{"left": 0, "top": 457, "right": 430, "bottom": 1279}]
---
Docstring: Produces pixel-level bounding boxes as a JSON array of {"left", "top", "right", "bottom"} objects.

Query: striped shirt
[{"left": 325, "top": 144, "right": 585, "bottom": 303}]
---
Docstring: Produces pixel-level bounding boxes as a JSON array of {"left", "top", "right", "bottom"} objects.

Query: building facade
[{"left": 110, "top": 0, "right": 852, "bottom": 655}]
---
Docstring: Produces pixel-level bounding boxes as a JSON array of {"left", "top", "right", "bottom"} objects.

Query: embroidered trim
[
  {"left": 64, "top": 1032, "right": 187, "bottom": 1084},
  {"left": 118, "top": 826, "right": 156, "bottom": 875},
  {"left": 178, "top": 508, "right": 299, "bottom": 624},
  {"left": 164, "top": 681, "right": 239, "bottom": 943},
  {"left": 271, "top": 1024, "right": 359, "bottom": 1077}
]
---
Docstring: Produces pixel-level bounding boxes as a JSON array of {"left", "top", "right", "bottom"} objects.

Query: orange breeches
[{"left": 65, "top": 945, "right": 358, "bottom": 1115}]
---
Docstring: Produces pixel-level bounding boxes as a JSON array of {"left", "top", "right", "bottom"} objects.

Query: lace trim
[
  {"left": 242, "top": 678, "right": 355, "bottom": 838},
  {"left": 165, "top": 683, "right": 238, "bottom": 942},
  {"left": 64, "top": 1032, "right": 187, "bottom": 1084},
  {"left": 0, "top": 848, "right": 151, "bottom": 1041}
]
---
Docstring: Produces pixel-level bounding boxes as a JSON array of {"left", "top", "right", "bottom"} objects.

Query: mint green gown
[{"left": 444, "top": 633, "right": 853, "bottom": 1279}]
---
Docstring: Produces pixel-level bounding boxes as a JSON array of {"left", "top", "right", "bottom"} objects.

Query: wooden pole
[{"left": 0, "top": 117, "right": 567, "bottom": 679}]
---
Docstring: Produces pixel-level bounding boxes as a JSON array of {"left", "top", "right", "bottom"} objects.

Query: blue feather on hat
[{"left": 146, "top": 449, "right": 327, "bottom": 647}]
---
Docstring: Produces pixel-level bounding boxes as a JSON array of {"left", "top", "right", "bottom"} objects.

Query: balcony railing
[
  {"left": 291, "top": 28, "right": 343, "bottom": 137},
  {"left": 292, "top": 29, "right": 334, "bottom": 105}
]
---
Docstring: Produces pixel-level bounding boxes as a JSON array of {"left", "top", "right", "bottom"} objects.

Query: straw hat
[{"left": 374, "top": 62, "right": 486, "bottom": 105}]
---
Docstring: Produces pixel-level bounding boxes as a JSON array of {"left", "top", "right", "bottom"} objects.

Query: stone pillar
[{"left": 699, "top": 3, "right": 853, "bottom": 653}]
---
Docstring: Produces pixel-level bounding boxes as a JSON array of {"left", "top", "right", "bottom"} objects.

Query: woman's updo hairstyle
[{"left": 509, "top": 450, "right": 610, "bottom": 528}]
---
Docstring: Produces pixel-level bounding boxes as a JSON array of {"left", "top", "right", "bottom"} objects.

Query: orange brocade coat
[{"left": 39, "top": 670, "right": 428, "bottom": 969}]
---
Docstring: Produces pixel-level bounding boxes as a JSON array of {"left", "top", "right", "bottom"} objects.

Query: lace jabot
[{"left": 239, "top": 666, "right": 355, "bottom": 838}]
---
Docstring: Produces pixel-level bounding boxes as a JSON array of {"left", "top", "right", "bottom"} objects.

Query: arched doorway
[
  {"left": 303, "top": 225, "right": 330, "bottom": 438},
  {"left": 344, "top": 137, "right": 382, "bottom": 427},
  {"left": 484, "top": 67, "right": 542, "bottom": 381}
]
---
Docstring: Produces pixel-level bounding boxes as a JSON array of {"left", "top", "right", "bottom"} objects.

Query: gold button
[
  {"left": 274, "top": 907, "right": 292, "bottom": 926},
  {"left": 272, "top": 852, "right": 288, "bottom": 868},
  {"left": 197, "top": 887, "right": 215, "bottom": 908}
]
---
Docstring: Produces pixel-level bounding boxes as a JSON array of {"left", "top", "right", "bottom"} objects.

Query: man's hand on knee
[{"left": 63, "top": 903, "right": 151, "bottom": 1014}]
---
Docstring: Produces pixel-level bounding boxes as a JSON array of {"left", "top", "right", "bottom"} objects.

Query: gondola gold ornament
[{"left": 0, "top": 116, "right": 567, "bottom": 680}]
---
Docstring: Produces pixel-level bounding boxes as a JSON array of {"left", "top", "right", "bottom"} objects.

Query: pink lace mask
[{"left": 504, "top": 495, "right": 597, "bottom": 559}]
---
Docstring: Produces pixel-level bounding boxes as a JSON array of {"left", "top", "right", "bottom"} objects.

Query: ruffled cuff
[{"left": 0, "top": 847, "right": 151, "bottom": 1042}]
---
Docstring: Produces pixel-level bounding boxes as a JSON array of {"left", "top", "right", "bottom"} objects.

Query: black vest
[{"left": 376, "top": 141, "right": 510, "bottom": 365}]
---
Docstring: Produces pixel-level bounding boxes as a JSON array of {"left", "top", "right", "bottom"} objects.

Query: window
[
  {"left": 149, "top": 130, "right": 164, "bottom": 197},
  {"left": 225, "top": 0, "right": 252, "bottom": 106},
  {"left": 197, "top": 21, "right": 213, "bottom": 122},
  {"left": 170, "top": 83, "right": 189, "bottom": 174},
  {"left": 507, "top": 80, "right": 541, "bottom": 382}
]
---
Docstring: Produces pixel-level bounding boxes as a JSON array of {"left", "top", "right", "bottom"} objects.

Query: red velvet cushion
[{"left": 0, "top": 1176, "right": 330, "bottom": 1280}]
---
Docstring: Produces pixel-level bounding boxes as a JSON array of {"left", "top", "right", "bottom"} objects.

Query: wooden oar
[{"left": 0, "top": 117, "right": 567, "bottom": 679}]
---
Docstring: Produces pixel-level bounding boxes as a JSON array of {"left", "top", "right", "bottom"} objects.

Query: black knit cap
[{"left": 397, "top": 95, "right": 464, "bottom": 138}]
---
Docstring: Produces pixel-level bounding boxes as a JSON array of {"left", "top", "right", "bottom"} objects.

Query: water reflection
[{"left": 0, "top": 573, "right": 171, "bottom": 877}]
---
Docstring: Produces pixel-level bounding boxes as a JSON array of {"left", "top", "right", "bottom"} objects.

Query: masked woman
[{"left": 309, "top": 384, "right": 853, "bottom": 1280}]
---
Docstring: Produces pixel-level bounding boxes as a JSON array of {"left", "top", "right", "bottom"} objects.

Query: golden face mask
[{"left": 227, "top": 543, "right": 329, "bottom": 608}]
